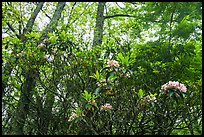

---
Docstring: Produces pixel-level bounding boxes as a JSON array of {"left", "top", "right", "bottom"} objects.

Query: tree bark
[
  {"left": 14, "top": 69, "right": 39, "bottom": 135},
  {"left": 92, "top": 3, "right": 137, "bottom": 48},
  {"left": 93, "top": 2, "right": 106, "bottom": 47}
]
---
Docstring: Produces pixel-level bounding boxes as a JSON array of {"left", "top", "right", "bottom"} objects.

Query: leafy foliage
[{"left": 2, "top": 2, "right": 202, "bottom": 135}]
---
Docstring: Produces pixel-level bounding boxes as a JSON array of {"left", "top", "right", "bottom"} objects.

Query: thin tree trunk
[
  {"left": 39, "top": 2, "right": 66, "bottom": 43},
  {"left": 2, "top": 2, "right": 44, "bottom": 99},
  {"left": 93, "top": 2, "right": 106, "bottom": 47},
  {"left": 12, "top": 2, "right": 65, "bottom": 135},
  {"left": 36, "top": 3, "right": 66, "bottom": 134},
  {"left": 8, "top": 3, "right": 44, "bottom": 135},
  {"left": 92, "top": 2, "right": 136, "bottom": 48}
]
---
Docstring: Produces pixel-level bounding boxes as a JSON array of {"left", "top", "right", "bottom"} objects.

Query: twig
[
  {"left": 6, "top": 22, "right": 20, "bottom": 39},
  {"left": 104, "top": 14, "right": 137, "bottom": 19}
]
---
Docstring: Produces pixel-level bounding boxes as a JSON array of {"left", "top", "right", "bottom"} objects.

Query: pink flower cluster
[
  {"left": 100, "top": 103, "right": 113, "bottom": 111},
  {"left": 107, "top": 59, "right": 120, "bottom": 68},
  {"left": 161, "top": 81, "right": 187, "bottom": 93},
  {"left": 143, "top": 95, "right": 156, "bottom": 103}
]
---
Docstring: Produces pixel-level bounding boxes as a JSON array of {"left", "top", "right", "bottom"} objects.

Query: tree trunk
[
  {"left": 22, "top": 2, "right": 44, "bottom": 37},
  {"left": 2, "top": 2, "right": 44, "bottom": 99},
  {"left": 11, "top": 3, "right": 44, "bottom": 135},
  {"left": 93, "top": 2, "right": 106, "bottom": 47},
  {"left": 14, "top": 69, "right": 39, "bottom": 135},
  {"left": 12, "top": 2, "right": 65, "bottom": 135},
  {"left": 39, "top": 2, "right": 66, "bottom": 43}
]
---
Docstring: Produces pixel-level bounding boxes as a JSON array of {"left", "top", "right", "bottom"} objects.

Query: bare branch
[
  {"left": 70, "top": 3, "right": 90, "bottom": 25},
  {"left": 6, "top": 22, "right": 20, "bottom": 39},
  {"left": 104, "top": 14, "right": 137, "bottom": 19},
  {"left": 45, "top": 13, "right": 51, "bottom": 20},
  {"left": 67, "top": 2, "right": 77, "bottom": 24},
  {"left": 116, "top": 2, "right": 124, "bottom": 9},
  {"left": 19, "top": 3, "right": 23, "bottom": 35},
  {"left": 40, "top": 7, "right": 52, "bottom": 20}
]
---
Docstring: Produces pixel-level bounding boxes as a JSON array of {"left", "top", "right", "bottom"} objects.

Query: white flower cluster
[
  {"left": 68, "top": 112, "right": 85, "bottom": 122},
  {"left": 107, "top": 59, "right": 120, "bottom": 68},
  {"left": 161, "top": 81, "right": 187, "bottom": 93},
  {"left": 38, "top": 43, "right": 46, "bottom": 48},
  {"left": 68, "top": 112, "right": 78, "bottom": 122},
  {"left": 100, "top": 103, "right": 113, "bottom": 111},
  {"left": 44, "top": 54, "right": 54, "bottom": 62}
]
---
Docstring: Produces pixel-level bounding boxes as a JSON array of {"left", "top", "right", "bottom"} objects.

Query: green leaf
[
  {"left": 75, "top": 107, "right": 83, "bottom": 116},
  {"left": 89, "top": 75, "right": 96, "bottom": 79},
  {"left": 85, "top": 104, "right": 92, "bottom": 110},
  {"left": 48, "top": 32, "right": 53, "bottom": 37},
  {"left": 49, "top": 36, "right": 57, "bottom": 43},
  {"left": 116, "top": 53, "right": 124, "bottom": 62},
  {"left": 82, "top": 90, "right": 92, "bottom": 101},
  {"left": 169, "top": 90, "right": 174, "bottom": 97},
  {"left": 106, "top": 71, "right": 114, "bottom": 82},
  {"left": 59, "top": 30, "right": 66, "bottom": 39},
  {"left": 89, "top": 70, "right": 101, "bottom": 80},
  {"left": 95, "top": 87, "right": 100, "bottom": 96},
  {"left": 150, "top": 92, "right": 157, "bottom": 97},
  {"left": 138, "top": 89, "right": 144, "bottom": 98},
  {"left": 124, "top": 56, "right": 129, "bottom": 66},
  {"left": 95, "top": 70, "right": 100, "bottom": 79}
]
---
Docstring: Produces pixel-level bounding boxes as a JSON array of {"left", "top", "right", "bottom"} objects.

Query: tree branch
[
  {"left": 67, "top": 2, "right": 77, "bottom": 24},
  {"left": 104, "top": 14, "right": 137, "bottom": 19},
  {"left": 45, "top": 13, "right": 51, "bottom": 20},
  {"left": 40, "top": 8, "right": 52, "bottom": 20},
  {"left": 6, "top": 22, "right": 20, "bottom": 39},
  {"left": 116, "top": 2, "right": 124, "bottom": 9},
  {"left": 70, "top": 3, "right": 90, "bottom": 25}
]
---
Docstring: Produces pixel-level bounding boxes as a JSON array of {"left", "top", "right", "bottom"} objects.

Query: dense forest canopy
[{"left": 2, "top": 2, "right": 202, "bottom": 135}]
